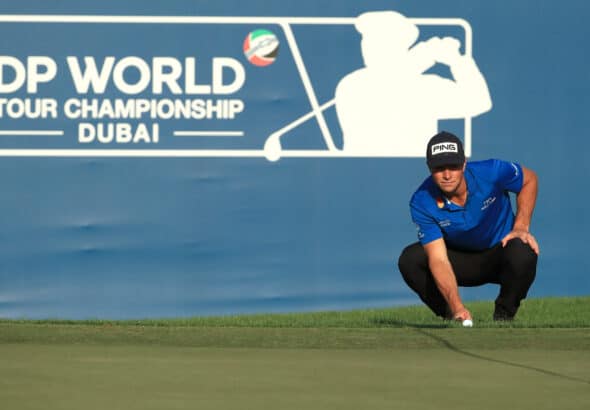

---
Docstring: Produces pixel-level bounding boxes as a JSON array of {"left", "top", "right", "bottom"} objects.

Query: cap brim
[{"left": 427, "top": 155, "right": 465, "bottom": 169}]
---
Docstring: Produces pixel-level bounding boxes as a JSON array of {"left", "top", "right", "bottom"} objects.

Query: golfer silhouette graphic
[{"left": 335, "top": 11, "right": 492, "bottom": 156}]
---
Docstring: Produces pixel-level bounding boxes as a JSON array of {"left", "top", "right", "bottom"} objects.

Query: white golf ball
[{"left": 462, "top": 319, "right": 473, "bottom": 327}]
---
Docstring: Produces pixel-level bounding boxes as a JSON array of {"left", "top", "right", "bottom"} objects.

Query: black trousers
[{"left": 397, "top": 238, "right": 537, "bottom": 318}]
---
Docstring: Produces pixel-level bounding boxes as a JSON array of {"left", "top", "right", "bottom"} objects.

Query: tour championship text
[{"left": 0, "top": 56, "right": 246, "bottom": 144}]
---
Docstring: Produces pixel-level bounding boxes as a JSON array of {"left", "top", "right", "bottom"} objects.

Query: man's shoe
[{"left": 493, "top": 304, "right": 515, "bottom": 321}]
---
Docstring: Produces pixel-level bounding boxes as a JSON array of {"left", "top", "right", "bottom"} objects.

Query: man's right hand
[{"left": 453, "top": 306, "right": 472, "bottom": 322}]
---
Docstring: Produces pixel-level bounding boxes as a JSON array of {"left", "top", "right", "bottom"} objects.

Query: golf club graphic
[
  {"left": 0, "top": 13, "right": 490, "bottom": 160},
  {"left": 263, "top": 99, "right": 336, "bottom": 161}
]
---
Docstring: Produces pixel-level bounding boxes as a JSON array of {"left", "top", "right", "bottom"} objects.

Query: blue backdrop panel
[{"left": 0, "top": 0, "right": 588, "bottom": 319}]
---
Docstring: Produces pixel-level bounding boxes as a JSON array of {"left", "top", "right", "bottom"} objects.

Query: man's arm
[
  {"left": 423, "top": 238, "right": 472, "bottom": 321},
  {"left": 501, "top": 166, "right": 539, "bottom": 254}
]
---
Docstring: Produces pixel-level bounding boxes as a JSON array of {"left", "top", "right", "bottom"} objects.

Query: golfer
[{"left": 398, "top": 131, "right": 539, "bottom": 322}]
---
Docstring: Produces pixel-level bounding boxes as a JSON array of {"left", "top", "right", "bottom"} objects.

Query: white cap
[{"left": 355, "top": 11, "right": 419, "bottom": 48}]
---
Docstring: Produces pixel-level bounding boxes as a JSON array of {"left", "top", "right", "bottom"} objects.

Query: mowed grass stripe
[
  {"left": 0, "top": 345, "right": 589, "bottom": 410},
  {"left": 1, "top": 325, "right": 590, "bottom": 349}
]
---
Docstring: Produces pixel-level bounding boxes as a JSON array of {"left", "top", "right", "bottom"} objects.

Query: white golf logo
[{"left": 265, "top": 10, "right": 492, "bottom": 161}]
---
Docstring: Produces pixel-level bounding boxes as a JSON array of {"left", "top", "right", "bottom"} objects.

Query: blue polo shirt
[{"left": 410, "top": 159, "right": 523, "bottom": 250}]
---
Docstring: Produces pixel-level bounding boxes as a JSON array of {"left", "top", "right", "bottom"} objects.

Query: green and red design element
[{"left": 243, "top": 29, "right": 279, "bottom": 66}]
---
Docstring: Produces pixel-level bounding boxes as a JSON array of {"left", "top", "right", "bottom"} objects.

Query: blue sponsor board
[{"left": 0, "top": 0, "right": 588, "bottom": 319}]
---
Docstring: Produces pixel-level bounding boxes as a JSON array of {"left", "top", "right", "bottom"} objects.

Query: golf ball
[{"left": 462, "top": 319, "right": 473, "bottom": 327}]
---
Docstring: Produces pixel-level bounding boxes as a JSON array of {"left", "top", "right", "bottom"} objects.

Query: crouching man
[{"left": 398, "top": 131, "right": 539, "bottom": 322}]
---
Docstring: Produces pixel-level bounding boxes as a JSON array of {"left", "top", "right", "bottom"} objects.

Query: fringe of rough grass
[{"left": 1, "top": 296, "right": 588, "bottom": 329}]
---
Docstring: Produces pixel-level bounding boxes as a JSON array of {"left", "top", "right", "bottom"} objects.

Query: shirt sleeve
[
  {"left": 492, "top": 159, "right": 524, "bottom": 193},
  {"left": 410, "top": 202, "right": 443, "bottom": 245}
]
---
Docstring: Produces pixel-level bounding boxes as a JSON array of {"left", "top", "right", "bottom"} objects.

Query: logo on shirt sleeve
[
  {"left": 415, "top": 223, "right": 424, "bottom": 240},
  {"left": 511, "top": 163, "right": 519, "bottom": 177}
]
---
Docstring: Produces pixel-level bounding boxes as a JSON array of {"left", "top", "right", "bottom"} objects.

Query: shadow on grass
[
  {"left": 370, "top": 317, "right": 451, "bottom": 329},
  {"left": 381, "top": 317, "right": 590, "bottom": 386}
]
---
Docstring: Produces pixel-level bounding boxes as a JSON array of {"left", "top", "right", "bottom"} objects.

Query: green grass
[
  {"left": 0, "top": 296, "right": 589, "bottom": 349},
  {"left": 3, "top": 295, "right": 589, "bottom": 328},
  {"left": 1, "top": 345, "right": 588, "bottom": 410},
  {"left": 1, "top": 296, "right": 589, "bottom": 410}
]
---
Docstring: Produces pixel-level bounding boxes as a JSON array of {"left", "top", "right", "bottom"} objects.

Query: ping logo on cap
[{"left": 431, "top": 142, "right": 458, "bottom": 155}]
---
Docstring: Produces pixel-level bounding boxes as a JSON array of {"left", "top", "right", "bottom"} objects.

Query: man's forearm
[
  {"left": 514, "top": 167, "right": 538, "bottom": 231},
  {"left": 428, "top": 258, "right": 464, "bottom": 315}
]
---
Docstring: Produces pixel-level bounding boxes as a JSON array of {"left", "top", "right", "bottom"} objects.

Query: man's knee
[
  {"left": 503, "top": 238, "right": 538, "bottom": 280},
  {"left": 398, "top": 242, "right": 427, "bottom": 279},
  {"left": 504, "top": 238, "right": 537, "bottom": 262}
]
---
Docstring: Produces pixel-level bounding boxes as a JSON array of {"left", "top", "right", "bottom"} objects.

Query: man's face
[{"left": 430, "top": 162, "right": 466, "bottom": 196}]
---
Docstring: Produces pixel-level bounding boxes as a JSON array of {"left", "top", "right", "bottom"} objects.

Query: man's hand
[
  {"left": 452, "top": 306, "right": 472, "bottom": 322},
  {"left": 501, "top": 229, "right": 540, "bottom": 255}
]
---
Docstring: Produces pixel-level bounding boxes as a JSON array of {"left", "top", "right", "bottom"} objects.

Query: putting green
[{"left": 1, "top": 344, "right": 588, "bottom": 410}]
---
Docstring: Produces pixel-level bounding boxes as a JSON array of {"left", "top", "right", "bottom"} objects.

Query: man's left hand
[{"left": 501, "top": 230, "right": 539, "bottom": 255}]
